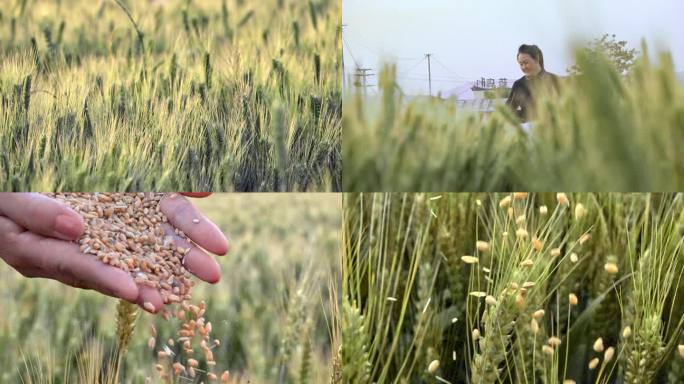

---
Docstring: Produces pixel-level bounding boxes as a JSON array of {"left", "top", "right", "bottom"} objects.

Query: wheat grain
[
  {"left": 46, "top": 193, "right": 231, "bottom": 380},
  {"left": 48, "top": 193, "right": 196, "bottom": 305}
]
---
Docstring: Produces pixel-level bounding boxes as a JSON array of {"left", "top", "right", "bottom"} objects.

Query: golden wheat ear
[{"left": 115, "top": 300, "right": 138, "bottom": 366}]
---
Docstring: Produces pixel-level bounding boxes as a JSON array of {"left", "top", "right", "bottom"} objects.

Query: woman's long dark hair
[{"left": 518, "top": 44, "right": 544, "bottom": 70}]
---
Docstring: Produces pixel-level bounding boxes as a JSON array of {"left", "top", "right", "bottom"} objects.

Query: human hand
[{"left": 0, "top": 193, "right": 228, "bottom": 313}]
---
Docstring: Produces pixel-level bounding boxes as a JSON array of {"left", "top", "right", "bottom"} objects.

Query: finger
[
  {"left": 181, "top": 192, "right": 213, "bottom": 198},
  {"left": 0, "top": 216, "right": 138, "bottom": 302},
  {"left": 0, "top": 214, "right": 28, "bottom": 264},
  {"left": 137, "top": 285, "right": 164, "bottom": 313},
  {"left": 183, "top": 245, "right": 221, "bottom": 284},
  {"left": 160, "top": 194, "right": 229, "bottom": 255},
  {"left": 20, "top": 268, "right": 92, "bottom": 292},
  {"left": 162, "top": 223, "right": 221, "bottom": 284},
  {"left": 0, "top": 193, "right": 84, "bottom": 241}
]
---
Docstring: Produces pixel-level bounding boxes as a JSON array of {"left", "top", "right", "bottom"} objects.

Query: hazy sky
[{"left": 343, "top": 0, "right": 684, "bottom": 96}]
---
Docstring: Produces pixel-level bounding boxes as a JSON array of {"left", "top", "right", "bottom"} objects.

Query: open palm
[{"left": 0, "top": 193, "right": 228, "bottom": 312}]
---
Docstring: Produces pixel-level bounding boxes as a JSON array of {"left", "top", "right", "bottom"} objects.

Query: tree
[{"left": 567, "top": 34, "right": 639, "bottom": 76}]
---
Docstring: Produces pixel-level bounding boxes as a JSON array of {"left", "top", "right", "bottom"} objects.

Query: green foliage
[
  {"left": 568, "top": 34, "right": 639, "bottom": 76},
  {"left": 343, "top": 44, "right": 684, "bottom": 191},
  {"left": 341, "top": 299, "right": 371, "bottom": 383},
  {"left": 0, "top": 0, "right": 341, "bottom": 191},
  {"left": 342, "top": 193, "right": 684, "bottom": 384}
]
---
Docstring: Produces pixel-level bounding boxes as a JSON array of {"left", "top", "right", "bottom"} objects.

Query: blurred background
[
  {"left": 0, "top": 193, "right": 341, "bottom": 383},
  {"left": 343, "top": 0, "right": 684, "bottom": 97}
]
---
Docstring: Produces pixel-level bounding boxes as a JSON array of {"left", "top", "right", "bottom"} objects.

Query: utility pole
[
  {"left": 353, "top": 68, "right": 375, "bottom": 93},
  {"left": 341, "top": 24, "right": 347, "bottom": 89},
  {"left": 425, "top": 53, "right": 433, "bottom": 96}
]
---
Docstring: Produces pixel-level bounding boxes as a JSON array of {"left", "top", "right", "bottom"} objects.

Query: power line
[
  {"left": 431, "top": 56, "right": 473, "bottom": 81},
  {"left": 399, "top": 56, "right": 427, "bottom": 76},
  {"left": 397, "top": 57, "right": 424, "bottom": 66},
  {"left": 341, "top": 26, "right": 514, "bottom": 95},
  {"left": 395, "top": 57, "right": 426, "bottom": 75},
  {"left": 342, "top": 33, "right": 385, "bottom": 58},
  {"left": 430, "top": 75, "right": 475, "bottom": 81},
  {"left": 341, "top": 24, "right": 347, "bottom": 89},
  {"left": 454, "top": 86, "right": 476, "bottom": 97},
  {"left": 341, "top": 35, "right": 360, "bottom": 69},
  {"left": 426, "top": 53, "right": 432, "bottom": 96},
  {"left": 353, "top": 68, "right": 375, "bottom": 91},
  {"left": 395, "top": 56, "right": 426, "bottom": 61},
  {"left": 396, "top": 76, "right": 473, "bottom": 84},
  {"left": 343, "top": 29, "right": 422, "bottom": 61}
]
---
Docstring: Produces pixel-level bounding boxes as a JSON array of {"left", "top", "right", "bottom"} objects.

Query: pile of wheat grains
[{"left": 46, "top": 193, "right": 230, "bottom": 382}]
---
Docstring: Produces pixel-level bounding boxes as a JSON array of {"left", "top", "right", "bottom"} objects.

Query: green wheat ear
[
  {"left": 341, "top": 299, "right": 371, "bottom": 383},
  {"left": 299, "top": 331, "right": 313, "bottom": 384},
  {"left": 204, "top": 51, "right": 213, "bottom": 90},
  {"left": 115, "top": 300, "right": 138, "bottom": 358}
]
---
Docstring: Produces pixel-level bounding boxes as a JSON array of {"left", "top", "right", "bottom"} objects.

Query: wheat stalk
[{"left": 115, "top": 299, "right": 138, "bottom": 374}]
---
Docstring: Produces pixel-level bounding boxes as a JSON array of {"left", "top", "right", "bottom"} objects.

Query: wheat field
[
  {"left": 343, "top": 192, "right": 684, "bottom": 383},
  {"left": 0, "top": 193, "right": 341, "bottom": 383},
  {"left": 0, "top": 0, "right": 341, "bottom": 191},
  {"left": 343, "top": 46, "right": 684, "bottom": 191}
]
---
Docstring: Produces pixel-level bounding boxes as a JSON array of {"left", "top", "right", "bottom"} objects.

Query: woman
[{"left": 506, "top": 44, "right": 560, "bottom": 122}]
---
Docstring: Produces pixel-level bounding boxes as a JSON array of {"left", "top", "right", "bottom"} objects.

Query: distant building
[{"left": 471, "top": 77, "right": 511, "bottom": 100}]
